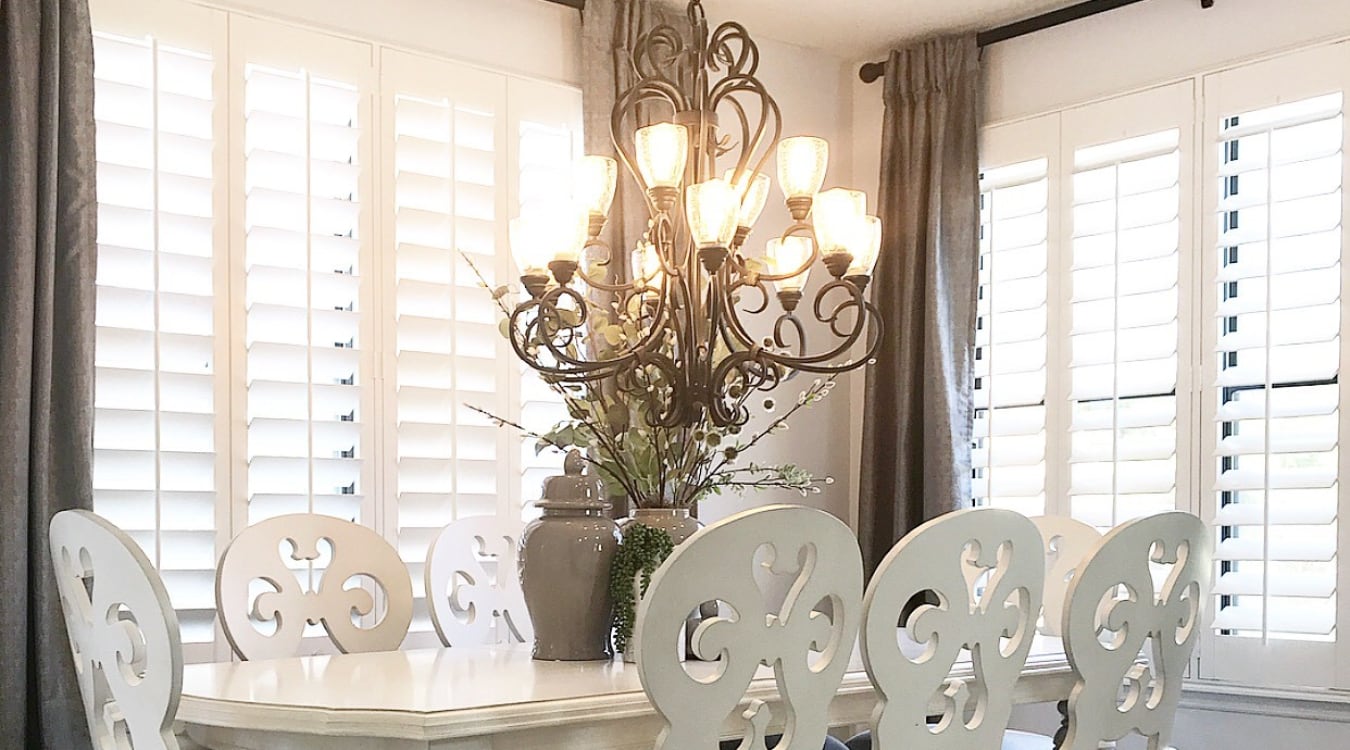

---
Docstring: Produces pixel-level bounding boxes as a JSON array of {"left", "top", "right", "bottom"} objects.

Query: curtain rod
[
  {"left": 541, "top": 0, "right": 585, "bottom": 9},
  {"left": 859, "top": 0, "right": 1215, "bottom": 83}
]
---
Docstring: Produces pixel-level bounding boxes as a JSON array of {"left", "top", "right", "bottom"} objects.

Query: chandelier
[{"left": 506, "top": 0, "right": 883, "bottom": 428}]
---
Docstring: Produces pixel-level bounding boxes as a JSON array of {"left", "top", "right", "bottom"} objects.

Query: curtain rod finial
[{"left": 858, "top": 61, "right": 885, "bottom": 84}]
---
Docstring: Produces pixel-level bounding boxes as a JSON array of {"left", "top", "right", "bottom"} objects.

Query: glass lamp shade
[
  {"left": 776, "top": 136, "right": 829, "bottom": 199},
  {"left": 635, "top": 123, "right": 689, "bottom": 190},
  {"left": 724, "top": 169, "right": 771, "bottom": 229},
  {"left": 510, "top": 203, "right": 588, "bottom": 275},
  {"left": 813, "top": 188, "right": 867, "bottom": 255},
  {"left": 553, "top": 202, "right": 590, "bottom": 264},
  {"left": 765, "top": 236, "right": 813, "bottom": 293},
  {"left": 576, "top": 155, "right": 618, "bottom": 217},
  {"left": 685, "top": 179, "right": 739, "bottom": 248},
  {"left": 509, "top": 214, "right": 549, "bottom": 276},
  {"left": 847, "top": 215, "right": 882, "bottom": 276}
]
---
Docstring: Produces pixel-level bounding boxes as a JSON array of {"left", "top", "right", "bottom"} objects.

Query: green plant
[{"left": 608, "top": 522, "right": 675, "bottom": 654}]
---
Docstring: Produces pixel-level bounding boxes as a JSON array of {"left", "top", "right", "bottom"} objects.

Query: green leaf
[{"left": 497, "top": 318, "right": 511, "bottom": 339}]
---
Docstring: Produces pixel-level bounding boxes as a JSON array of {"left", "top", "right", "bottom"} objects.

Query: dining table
[{"left": 179, "top": 635, "right": 1075, "bottom": 750}]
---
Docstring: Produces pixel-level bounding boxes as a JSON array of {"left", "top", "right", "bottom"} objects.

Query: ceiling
[{"left": 702, "top": 0, "right": 1081, "bottom": 58}]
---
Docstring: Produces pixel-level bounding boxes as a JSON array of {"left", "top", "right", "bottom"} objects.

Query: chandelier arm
[
  {"left": 708, "top": 77, "right": 780, "bottom": 179},
  {"left": 773, "top": 313, "right": 808, "bottom": 358},
  {"left": 509, "top": 284, "right": 674, "bottom": 380},
  {"left": 706, "top": 21, "right": 760, "bottom": 77},
  {"left": 713, "top": 276, "right": 762, "bottom": 352},
  {"left": 575, "top": 237, "right": 645, "bottom": 294},
  {"left": 749, "top": 222, "right": 821, "bottom": 282}
]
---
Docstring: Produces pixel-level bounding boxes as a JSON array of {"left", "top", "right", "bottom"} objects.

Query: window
[
  {"left": 90, "top": 0, "right": 579, "bottom": 661},
  {"left": 981, "top": 44, "right": 1350, "bottom": 690},
  {"left": 1200, "top": 42, "right": 1350, "bottom": 689},
  {"left": 974, "top": 157, "right": 1051, "bottom": 516},
  {"left": 1066, "top": 127, "right": 1183, "bottom": 529}
]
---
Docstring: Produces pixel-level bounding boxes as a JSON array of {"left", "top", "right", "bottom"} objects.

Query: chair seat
[{"left": 1002, "top": 730, "right": 1055, "bottom": 750}]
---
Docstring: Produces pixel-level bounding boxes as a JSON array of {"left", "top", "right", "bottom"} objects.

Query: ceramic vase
[{"left": 519, "top": 451, "right": 620, "bottom": 661}]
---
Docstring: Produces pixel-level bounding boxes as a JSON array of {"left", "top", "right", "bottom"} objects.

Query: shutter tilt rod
[{"left": 859, "top": 0, "right": 1217, "bottom": 83}]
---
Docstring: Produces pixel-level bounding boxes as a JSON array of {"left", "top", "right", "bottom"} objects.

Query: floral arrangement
[{"left": 463, "top": 253, "right": 835, "bottom": 510}]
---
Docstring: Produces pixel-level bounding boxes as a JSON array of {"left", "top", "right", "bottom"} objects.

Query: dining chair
[
  {"left": 1004, "top": 511, "right": 1210, "bottom": 750},
  {"left": 215, "top": 512, "right": 414, "bottom": 660},
  {"left": 424, "top": 515, "right": 532, "bottom": 646},
  {"left": 49, "top": 509, "right": 201, "bottom": 750},
  {"left": 844, "top": 507, "right": 1046, "bottom": 750},
  {"left": 1030, "top": 516, "right": 1102, "bottom": 638},
  {"left": 633, "top": 504, "right": 862, "bottom": 750}
]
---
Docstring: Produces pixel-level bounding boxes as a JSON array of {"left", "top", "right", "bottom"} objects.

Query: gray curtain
[
  {"left": 580, "top": 0, "right": 676, "bottom": 518},
  {"left": 1, "top": 0, "right": 99, "bottom": 747},
  {"left": 858, "top": 35, "right": 981, "bottom": 576}
]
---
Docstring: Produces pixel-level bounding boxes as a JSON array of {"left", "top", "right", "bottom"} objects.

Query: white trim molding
[{"left": 1182, "top": 681, "right": 1350, "bottom": 723}]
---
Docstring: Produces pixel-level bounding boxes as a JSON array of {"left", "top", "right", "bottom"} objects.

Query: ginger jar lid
[{"left": 537, "top": 450, "right": 606, "bottom": 510}]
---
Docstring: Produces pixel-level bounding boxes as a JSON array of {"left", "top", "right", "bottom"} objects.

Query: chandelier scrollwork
[{"left": 507, "top": 0, "right": 883, "bottom": 428}]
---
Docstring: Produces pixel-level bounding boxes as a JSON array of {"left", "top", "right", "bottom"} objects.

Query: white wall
[{"left": 845, "top": 0, "right": 1350, "bottom": 745}]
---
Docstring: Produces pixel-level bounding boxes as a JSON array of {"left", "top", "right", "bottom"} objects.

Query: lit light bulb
[
  {"left": 723, "top": 169, "right": 771, "bottom": 230},
  {"left": 685, "top": 179, "right": 739, "bottom": 249},
  {"left": 777, "top": 136, "right": 829, "bottom": 201},
  {"left": 847, "top": 215, "right": 882, "bottom": 276},
  {"left": 575, "top": 155, "right": 618, "bottom": 223},
  {"left": 509, "top": 213, "right": 549, "bottom": 277},
  {"left": 635, "top": 123, "right": 689, "bottom": 190},
  {"left": 766, "top": 236, "right": 813, "bottom": 293},
  {"left": 813, "top": 188, "right": 867, "bottom": 255}
]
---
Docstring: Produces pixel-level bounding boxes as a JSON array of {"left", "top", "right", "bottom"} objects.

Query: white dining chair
[
  {"left": 424, "top": 515, "right": 532, "bottom": 646},
  {"left": 49, "top": 509, "right": 202, "bottom": 750},
  {"left": 844, "top": 507, "right": 1045, "bottom": 750},
  {"left": 1030, "top": 516, "right": 1102, "bottom": 638},
  {"left": 215, "top": 513, "right": 414, "bottom": 660},
  {"left": 633, "top": 504, "right": 861, "bottom": 750},
  {"left": 1004, "top": 511, "right": 1210, "bottom": 750}
]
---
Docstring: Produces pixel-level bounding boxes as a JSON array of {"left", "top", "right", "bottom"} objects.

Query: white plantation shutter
[
  {"left": 510, "top": 80, "right": 581, "bottom": 511},
  {"left": 1062, "top": 83, "right": 1193, "bottom": 530},
  {"left": 1201, "top": 43, "right": 1350, "bottom": 688},
  {"left": 90, "top": 14, "right": 226, "bottom": 656},
  {"left": 234, "top": 22, "right": 374, "bottom": 527},
  {"left": 974, "top": 157, "right": 1051, "bottom": 516},
  {"left": 90, "top": 0, "right": 601, "bottom": 661},
  {"left": 380, "top": 51, "right": 518, "bottom": 641}
]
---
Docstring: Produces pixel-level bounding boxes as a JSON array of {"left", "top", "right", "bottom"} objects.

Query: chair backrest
[
  {"left": 1061, "top": 511, "right": 1210, "bottom": 750},
  {"left": 634, "top": 504, "right": 863, "bottom": 750},
  {"left": 424, "top": 515, "right": 532, "bottom": 646},
  {"left": 215, "top": 513, "right": 414, "bottom": 660},
  {"left": 1030, "top": 516, "right": 1102, "bottom": 637},
  {"left": 858, "top": 507, "right": 1045, "bottom": 750},
  {"left": 50, "top": 509, "right": 183, "bottom": 750}
]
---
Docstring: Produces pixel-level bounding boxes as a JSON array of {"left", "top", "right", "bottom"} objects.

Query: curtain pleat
[
  {"left": 858, "top": 35, "right": 981, "bottom": 576},
  {"left": 0, "top": 0, "right": 99, "bottom": 747}
]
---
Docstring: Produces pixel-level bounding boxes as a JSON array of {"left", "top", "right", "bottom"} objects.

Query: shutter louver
[
  {"left": 391, "top": 87, "right": 510, "bottom": 635},
  {"left": 244, "top": 63, "right": 367, "bottom": 527},
  {"left": 1211, "top": 93, "right": 1343, "bottom": 641},
  {"left": 1068, "top": 129, "right": 1183, "bottom": 529},
  {"left": 92, "top": 31, "right": 220, "bottom": 645},
  {"left": 973, "top": 159, "right": 1050, "bottom": 516}
]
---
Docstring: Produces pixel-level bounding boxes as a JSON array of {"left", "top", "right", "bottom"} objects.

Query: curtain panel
[
  {"left": 0, "top": 0, "right": 99, "bottom": 747},
  {"left": 858, "top": 35, "right": 981, "bottom": 576}
]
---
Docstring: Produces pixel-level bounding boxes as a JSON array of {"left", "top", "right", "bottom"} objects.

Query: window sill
[{"left": 1182, "top": 680, "right": 1350, "bottom": 722}]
